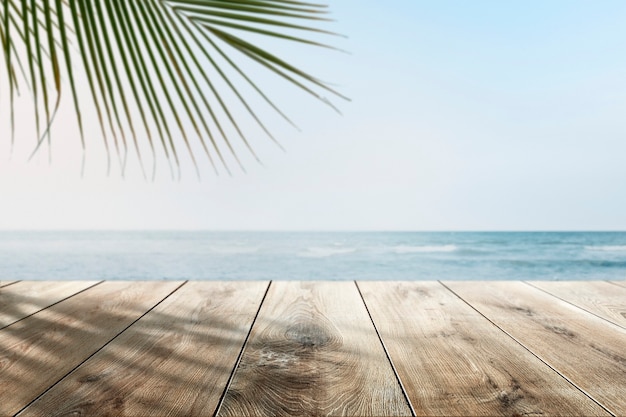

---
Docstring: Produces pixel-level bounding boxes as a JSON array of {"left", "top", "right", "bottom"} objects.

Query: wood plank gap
[
  {"left": 14, "top": 280, "right": 189, "bottom": 417},
  {"left": 523, "top": 281, "right": 626, "bottom": 331},
  {"left": 213, "top": 280, "right": 273, "bottom": 417},
  {"left": 0, "top": 281, "right": 104, "bottom": 332},
  {"left": 438, "top": 281, "right": 617, "bottom": 417},
  {"left": 354, "top": 281, "right": 416, "bottom": 417},
  {"left": 607, "top": 281, "right": 626, "bottom": 289},
  {"left": 0, "top": 280, "right": 20, "bottom": 288}
]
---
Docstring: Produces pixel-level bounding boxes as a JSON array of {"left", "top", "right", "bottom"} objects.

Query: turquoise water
[{"left": 0, "top": 231, "right": 625, "bottom": 281}]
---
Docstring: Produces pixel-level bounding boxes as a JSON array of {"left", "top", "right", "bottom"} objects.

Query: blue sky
[{"left": 1, "top": 0, "right": 625, "bottom": 230}]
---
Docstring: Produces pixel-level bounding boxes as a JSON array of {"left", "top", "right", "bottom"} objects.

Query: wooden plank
[
  {"left": 358, "top": 281, "right": 608, "bottom": 416},
  {"left": 18, "top": 281, "right": 269, "bottom": 417},
  {"left": 0, "top": 281, "right": 100, "bottom": 329},
  {"left": 0, "top": 280, "right": 19, "bottom": 288},
  {"left": 217, "top": 281, "right": 411, "bottom": 417},
  {"left": 528, "top": 281, "right": 626, "bottom": 329},
  {"left": 444, "top": 281, "right": 626, "bottom": 415},
  {"left": 0, "top": 280, "right": 182, "bottom": 416}
]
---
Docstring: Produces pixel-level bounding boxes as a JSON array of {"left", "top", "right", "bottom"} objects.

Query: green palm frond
[{"left": 0, "top": 0, "right": 345, "bottom": 178}]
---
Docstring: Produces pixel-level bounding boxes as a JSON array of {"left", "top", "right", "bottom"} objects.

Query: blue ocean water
[{"left": 0, "top": 231, "right": 625, "bottom": 281}]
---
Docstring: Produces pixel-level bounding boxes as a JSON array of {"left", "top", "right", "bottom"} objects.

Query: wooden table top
[{"left": 1, "top": 279, "right": 625, "bottom": 416}]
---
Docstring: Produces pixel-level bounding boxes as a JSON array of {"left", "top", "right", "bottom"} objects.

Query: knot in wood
[{"left": 284, "top": 323, "right": 332, "bottom": 349}]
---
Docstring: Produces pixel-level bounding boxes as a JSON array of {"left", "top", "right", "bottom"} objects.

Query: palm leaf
[{"left": 0, "top": 0, "right": 345, "bottom": 178}]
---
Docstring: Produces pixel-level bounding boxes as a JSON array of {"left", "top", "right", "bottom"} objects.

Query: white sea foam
[
  {"left": 209, "top": 246, "right": 259, "bottom": 255},
  {"left": 584, "top": 245, "right": 626, "bottom": 252},
  {"left": 393, "top": 244, "right": 458, "bottom": 254},
  {"left": 299, "top": 247, "right": 357, "bottom": 258}
]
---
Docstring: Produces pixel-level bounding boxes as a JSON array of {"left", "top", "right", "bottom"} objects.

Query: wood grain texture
[
  {"left": 358, "top": 281, "right": 607, "bottom": 416},
  {"left": 18, "top": 281, "right": 269, "bottom": 417},
  {"left": 0, "top": 281, "right": 100, "bottom": 329},
  {"left": 444, "top": 281, "right": 626, "bottom": 415},
  {"left": 0, "top": 280, "right": 182, "bottom": 416},
  {"left": 528, "top": 281, "right": 626, "bottom": 329},
  {"left": 217, "top": 281, "right": 411, "bottom": 417}
]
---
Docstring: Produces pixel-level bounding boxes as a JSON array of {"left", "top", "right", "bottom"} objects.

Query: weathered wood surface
[
  {"left": 0, "top": 280, "right": 19, "bottom": 288},
  {"left": 0, "top": 281, "right": 100, "bottom": 329},
  {"left": 0, "top": 281, "right": 182, "bottom": 417},
  {"left": 358, "top": 281, "right": 607, "bottom": 416},
  {"left": 19, "top": 281, "right": 269, "bottom": 417},
  {"left": 217, "top": 281, "right": 412, "bottom": 417},
  {"left": 3, "top": 280, "right": 626, "bottom": 416},
  {"left": 528, "top": 281, "right": 626, "bottom": 329},
  {"left": 444, "top": 281, "right": 626, "bottom": 415}
]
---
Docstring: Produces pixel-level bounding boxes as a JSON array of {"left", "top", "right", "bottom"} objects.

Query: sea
[{"left": 0, "top": 231, "right": 625, "bottom": 281}]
